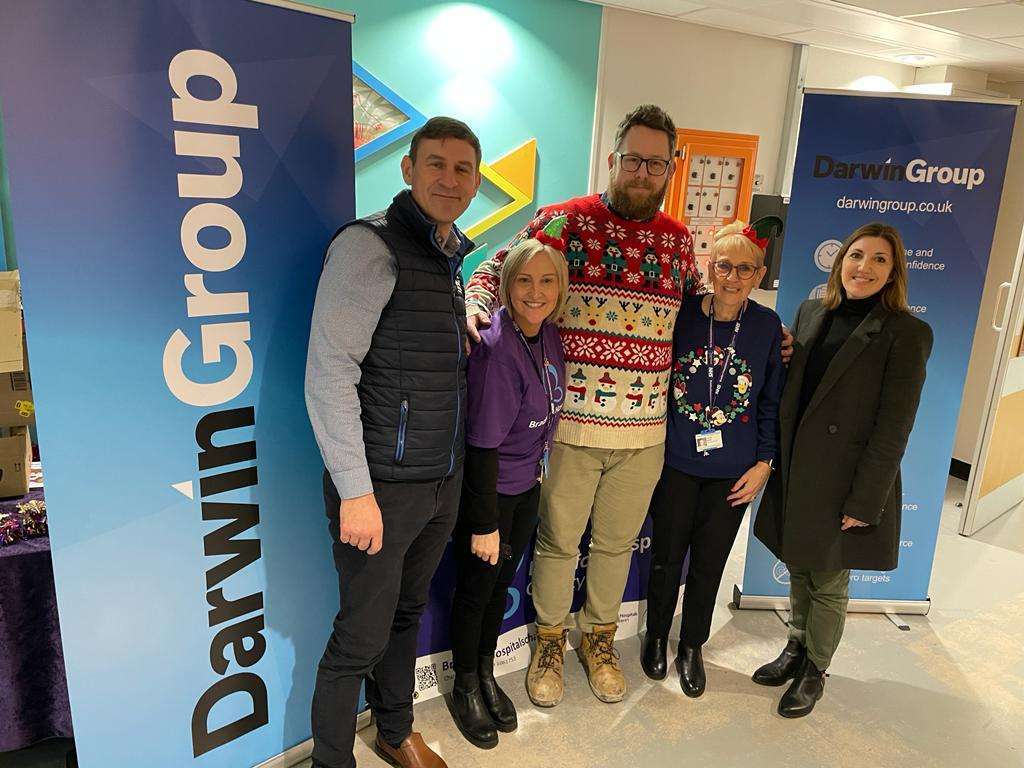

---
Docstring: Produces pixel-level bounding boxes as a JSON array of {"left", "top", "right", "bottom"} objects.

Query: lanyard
[
  {"left": 513, "top": 322, "right": 556, "bottom": 418},
  {"left": 513, "top": 320, "right": 557, "bottom": 478},
  {"left": 705, "top": 297, "right": 745, "bottom": 428}
]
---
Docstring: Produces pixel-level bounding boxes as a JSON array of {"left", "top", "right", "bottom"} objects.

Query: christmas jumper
[
  {"left": 465, "top": 194, "right": 704, "bottom": 450},
  {"left": 665, "top": 296, "right": 785, "bottom": 479}
]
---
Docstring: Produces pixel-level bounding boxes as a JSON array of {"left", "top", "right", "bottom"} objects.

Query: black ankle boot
[
  {"left": 641, "top": 634, "right": 668, "bottom": 681},
  {"left": 752, "top": 639, "right": 806, "bottom": 686},
  {"left": 677, "top": 644, "right": 705, "bottom": 698},
  {"left": 449, "top": 671, "right": 498, "bottom": 748},
  {"left": 478, "top": 654, "right": 517, "bottom": 732},
  {"left": 778, "top": 658, "right": 826, "bottom": 718}
]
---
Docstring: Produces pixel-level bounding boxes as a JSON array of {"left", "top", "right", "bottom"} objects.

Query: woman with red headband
[
  {"left": 641, "top": 218, "right": 785, "bottom": 697},
  {"left": 446, "top": 218, "right": 569, "bottom": 749}
]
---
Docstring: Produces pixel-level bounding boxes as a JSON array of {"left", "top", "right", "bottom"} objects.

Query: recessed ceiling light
[{"left": 896, "top": 54, "right": 933, "bottom": 64}]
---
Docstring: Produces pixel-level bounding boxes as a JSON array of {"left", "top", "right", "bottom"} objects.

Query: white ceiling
[{"left": 585, "top": 0, "right": 1024, "bottom": 82}]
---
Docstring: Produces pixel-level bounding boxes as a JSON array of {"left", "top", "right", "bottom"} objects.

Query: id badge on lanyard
[
  {"left": 698, "top": 299, "right": 744, "bottom": 457},
  {"left": 695, "top": 429, "right": 724, "bottom": 453}
]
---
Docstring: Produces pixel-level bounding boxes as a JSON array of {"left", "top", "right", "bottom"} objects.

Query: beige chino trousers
[{"left": 531, "top": 441, "right": 664, "bottom": 633}]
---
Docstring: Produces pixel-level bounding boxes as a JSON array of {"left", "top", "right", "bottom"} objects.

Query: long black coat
[{"left": 754, "top": 299, "right": 933, "bottom": 572}]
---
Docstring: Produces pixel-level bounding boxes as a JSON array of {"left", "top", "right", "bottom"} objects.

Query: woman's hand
[
  {"left": 727, "top": 461, "right": 773, "bottom": 507},
  {"left": 780, "top": 326, "right": 795, "bottom": 364},
  {"left": 471, "top": 531, "right": 501, "bottom": 565},
  {"left": 841, "top": 515, "right": 869, "bottom": 530}
]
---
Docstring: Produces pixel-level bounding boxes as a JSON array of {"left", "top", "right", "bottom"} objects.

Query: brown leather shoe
[
  {"left": 373, "top": 732, "right": 447, "bottom": 768},
  {"left": 578, "top": 622, "right": 625, "bottom": 703}
]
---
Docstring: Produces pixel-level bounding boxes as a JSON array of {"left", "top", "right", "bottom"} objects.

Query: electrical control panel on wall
[{"left": 664, "top": 129, "right": 759, "bottom": 282}]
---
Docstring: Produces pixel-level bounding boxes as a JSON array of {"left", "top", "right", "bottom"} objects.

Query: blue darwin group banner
[
  {"left": 742, "top": 91, "right": 1015, "bottom": 605},
  {"left": 0, "top": 2, "right": 354, "bottom": 766}
]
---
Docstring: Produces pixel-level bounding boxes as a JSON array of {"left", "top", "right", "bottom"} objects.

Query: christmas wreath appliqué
[{"left": 672, "top": 346, "right": 752, "bottom": 429}]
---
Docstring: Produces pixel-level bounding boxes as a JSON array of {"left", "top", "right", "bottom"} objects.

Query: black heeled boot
[
  {"left": 677, "top": 644, "right": 706, "bottom": 698},
  {"left": 778, "top": 658, "right": 826, "bottom": 718},
  {"left": 478, "top": 654, "right": 517, "bottom": 732},
  {"left": 448, "top": 671, "right": 498, "bottom": 748},
  {"left": 641, "top": 634, "right": 668, "bottom": 681},
  {"left": 752, "top": 639, "right": 806, "bottom": 686}
]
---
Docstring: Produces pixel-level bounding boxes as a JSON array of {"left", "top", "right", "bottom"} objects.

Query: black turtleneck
[{"left": 798, "top": 292, "right": 882, "bottom": 420}]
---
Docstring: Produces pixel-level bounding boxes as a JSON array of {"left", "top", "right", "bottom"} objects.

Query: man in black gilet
[{"left": 305, "top": 117, "right": 481, "bottom": 768}]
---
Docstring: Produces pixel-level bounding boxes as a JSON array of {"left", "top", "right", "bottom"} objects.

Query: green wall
[
  {"left": 0, "top": 0, "right": 603, "bottom": 274},
  {"left": 311, "top": 0, "right": 603, "bottom": 272}
]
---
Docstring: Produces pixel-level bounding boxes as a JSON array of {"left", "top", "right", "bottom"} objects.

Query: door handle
[{"left": 992, "top": 281, "right": 1012, "bottom": 332}]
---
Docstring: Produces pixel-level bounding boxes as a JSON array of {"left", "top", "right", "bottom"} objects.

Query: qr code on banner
[{"left": 415, "top": 663, "right": 438, "bottom": 693}]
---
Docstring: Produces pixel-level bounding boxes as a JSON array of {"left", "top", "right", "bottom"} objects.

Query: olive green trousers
[{"left": 787, "top": 568, "right": 850, "bottom": 670}]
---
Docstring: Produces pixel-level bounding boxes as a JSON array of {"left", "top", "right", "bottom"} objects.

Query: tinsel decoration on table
[
  {"left": 18, "top": 499, "right": 48, "bottom": 536},
  {"left": 0, "top": 511, "right": 21, "bottom": 546},
  {"left": 0, "top": 499, "right": 48, "bottom": 547}
]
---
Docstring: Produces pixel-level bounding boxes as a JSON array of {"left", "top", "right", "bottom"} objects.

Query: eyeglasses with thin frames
[
  {"left": 615, "top": 152, "right": 671, "bottom": 177},
  {"left": 711, "top": 260, "right": 758, "bottom": 280}
]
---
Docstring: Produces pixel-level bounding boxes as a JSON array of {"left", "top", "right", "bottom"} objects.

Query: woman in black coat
[{"left": 752, "top": 221, "right": 932, "bottom": 718}]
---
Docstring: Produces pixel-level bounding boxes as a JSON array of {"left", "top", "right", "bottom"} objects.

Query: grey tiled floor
[
  {"left": 300, "top": 477, "right": 1024, "bottom": 768},
  {"left": 7, "top": 478, "right": 1023, "bottom": 768}
]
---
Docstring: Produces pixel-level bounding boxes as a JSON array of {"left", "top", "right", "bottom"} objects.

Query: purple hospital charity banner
[{"left": 410, "top": 519, "right": 660, "bottom": 702}]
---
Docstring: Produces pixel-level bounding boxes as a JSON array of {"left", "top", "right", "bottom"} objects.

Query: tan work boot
[
  {"left": 526, "top": 625, "right": 567, "bottom": 707},
  {"left": 578, "top": 623, "right": 625, "bottom": 703}
]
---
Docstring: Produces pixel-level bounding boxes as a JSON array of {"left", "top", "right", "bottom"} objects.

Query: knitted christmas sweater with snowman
[{"left": 465, "top": 193, "right": 704, "bottom": 450}]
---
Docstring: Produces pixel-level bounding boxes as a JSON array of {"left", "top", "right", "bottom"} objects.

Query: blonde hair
[
  {"left": 498, "top": 238, "right": 570, "bottom": 322},
  {"left": 823, "top": 222, "right": 909, "bottom": 312},
  {"left": 711, "top": 220, "right": 765, "bottom": 266}
]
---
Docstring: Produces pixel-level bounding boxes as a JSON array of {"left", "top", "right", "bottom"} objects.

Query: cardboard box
[
  {"left": 0, "top": 426, "right": 31, "bottom": 498},
  {"left": 0, "top": 270, "right": 23, "bottom": 374},
  {"left": 0, "top": 364, "right": 33, "bottom": 429}
]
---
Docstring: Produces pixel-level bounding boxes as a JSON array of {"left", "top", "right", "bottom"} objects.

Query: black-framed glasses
[
  {"left": 712, "top": 260, "right": 758, "bottom": 279},
  {"left": 615, "top": 152, "right": 670, "bottom": 176}
]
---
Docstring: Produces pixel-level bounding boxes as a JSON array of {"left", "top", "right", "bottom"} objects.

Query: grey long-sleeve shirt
[{"left": 304, "top": 222, "right": 462, "bottom": 500}]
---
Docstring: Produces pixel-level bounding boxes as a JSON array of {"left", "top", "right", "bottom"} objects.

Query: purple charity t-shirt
[{"left": 466, "top": 307, "right": 566, "bottom": 495}]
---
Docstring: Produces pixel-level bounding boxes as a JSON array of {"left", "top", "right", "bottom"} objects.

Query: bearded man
[{"left": 465, "top": 104, "right": 701, "bottom": 706}]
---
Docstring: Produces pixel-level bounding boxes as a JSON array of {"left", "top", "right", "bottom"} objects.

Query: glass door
[{"left": 961, "top": 224, "right": 1024, "bottom": 536}]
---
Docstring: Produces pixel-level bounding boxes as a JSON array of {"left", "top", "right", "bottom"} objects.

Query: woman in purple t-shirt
[{"left": 447, "top": 231, "right": 568, "bottom": 750}]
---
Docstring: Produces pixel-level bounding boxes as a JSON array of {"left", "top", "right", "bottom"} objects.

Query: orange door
[{"left": 664, "top": 129, "right": 759, "bottom": 282}]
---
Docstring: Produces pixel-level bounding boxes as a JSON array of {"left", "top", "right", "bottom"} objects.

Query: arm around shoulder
[
  {"left": 790, "top": 299, "right": 815, "bottom": 338},
  {"left": 464, "top": 206, "right": 568, "bottom": 315}
]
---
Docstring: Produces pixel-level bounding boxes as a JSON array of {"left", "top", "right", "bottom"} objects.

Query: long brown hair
[{"left": 823, "top": 222, "right": 909, "bottom": 312}]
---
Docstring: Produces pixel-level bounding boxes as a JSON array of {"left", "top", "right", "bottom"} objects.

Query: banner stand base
[
  {"left": 732, "top": 584, "right": 931, "bottom": 615},
  {"left": 255, "top": 711, "right": 374, "bottom": 768}
]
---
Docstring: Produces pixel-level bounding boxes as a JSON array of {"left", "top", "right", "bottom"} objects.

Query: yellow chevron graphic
[{"left": 464, "top": 138, "right": 537, "bottom": 240}]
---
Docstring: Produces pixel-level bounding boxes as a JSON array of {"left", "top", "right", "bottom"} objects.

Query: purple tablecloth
[{"left": 0, "top": 490, "right": 73, "bottom": 752}]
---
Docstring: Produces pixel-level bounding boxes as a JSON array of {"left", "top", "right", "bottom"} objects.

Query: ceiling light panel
[
  {"left": 995, "top": 34, "right": 1024, "bottom": 47},
  {"left": 680, "top": 7, "right": 813, "bottom": 35},
  {"left": 782, "top": 28, "right": 902, "bottom": 52},
  {"left": 908, "top": 3, "right": 1024, "bottom": 37},
  {"left": 831, "top": 0, "right": 1004, "bottom": 17},
  {"left": 602, "top": 0, "right": 706, "bottom": 15},
  {"left": 697, "top": 0, "right": 800, "bottom": 7}
]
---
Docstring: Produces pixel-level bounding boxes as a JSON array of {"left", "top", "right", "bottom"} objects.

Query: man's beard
[{"left": 607, "top": 178, "right": 668, "bottom": 221}]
